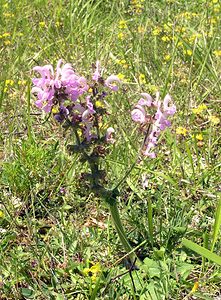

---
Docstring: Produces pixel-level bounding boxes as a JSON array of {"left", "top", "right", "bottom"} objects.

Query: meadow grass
[{"left": 0, "top": 0, "right": 221, "bottom": 299}]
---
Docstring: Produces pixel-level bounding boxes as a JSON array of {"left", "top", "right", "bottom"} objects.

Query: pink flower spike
[{"left": 105, "top": 75, "right": 121, "bottom": 91}]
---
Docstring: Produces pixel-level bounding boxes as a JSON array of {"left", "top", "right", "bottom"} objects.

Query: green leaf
[
  {"left": 211, "top": 197, "right": 221, "bottom": 252},
  {"left": 176, "top": 262, "right": 193, "bottom": 280},
  {"left": 154, "top": 247, "right": 165, "bottom": 259},
  {"left": 21, "top": 288, "right": 34, "bottom": 299},
  {"left": 142, "top": 258, "right": 161, "bottom": 278},
  {"left": 62, "top": 204, "right": 72, "bottom": 210},
  {"left": 182, "top": 238, "right": 221, "bottom": 266}
]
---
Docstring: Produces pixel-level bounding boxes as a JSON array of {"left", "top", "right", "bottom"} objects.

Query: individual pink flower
[
  {"left": 163, "top": 94, "right": 176, "bottom": 116},
  {"left": 131, "top": 93, "right": 153, "bottom": 124},
  {"left": 106, "top": 127, "right": 115, "bottom": 144},
  {"left": 138, "top": 93, "right": 153, "bottom": 107},
  {"left": 105, "top": 75, "right": 121, "bottom": 91},
  {"left": 131, "top": 104, "right": 146, "bottom": 123}
]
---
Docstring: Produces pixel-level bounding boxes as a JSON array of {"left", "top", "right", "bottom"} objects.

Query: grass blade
[
  {"left": 182, "top": 238, "right": 221, "bottom": 266},
  {"left": 211, "top": 197, "right": 221, "bottom": 252}
]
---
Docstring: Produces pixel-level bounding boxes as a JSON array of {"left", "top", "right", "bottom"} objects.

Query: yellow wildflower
[
  {"left": 39, "top": 21, "right": 46, "bottom": 27},
  {"left": 116, "top": 59, "right": 124, "bottom": 64},
  {"left": 176, "top": 127, "right": 188, "bottom": 136},
  {"left": 187, "top": 49, "right": 193, "bottom": 56},
  {"left": 77, "top": 129, "right": 82, "bottom": 137},
  {"left": 176, "top": 41, "right": 183, "bottom": 47},
  {"left": 82, "top": 262, "right": 101, "bottom": 282},
  {"left": 164, "top": 54, "right": 171, "bottom": 61},
  {"left": 191, "top": 282, "right": 199, "bottom": 293},
  {"left": 3, "top": 12, "right": 14, "bottom": 17},
  {"left": 2, "top": 32, "right": 10, "bottom": 38},
  {"left": 131, "top": 1, "right": 143, "bottom": 14},
  {"left": 118, "top": 20, "right": 127, "bottom": 29},
  {"left": 183, "top": 49, "right": 193, "bottom": 56},
  {"left": 139, "top": 73, "right": 146, "bottom": 84},
  {"left": 179, "top": 27, "right": 186, "bottom": 33},
  {"left": 4, "top": 40, "right": 11, "bottom": 45},
  {"left": 55, "top": 21, "right": 61, "bottom": 27},
  {"left": 18, "top": 80, "right": 27, "bottom": 85},
  {"left": 185, "top": 12, "right": 192, "bottom": 19},
  {"left": 117, "top": 73, "right": 125, "bottom": 81},
  {"left": 192, "top": 104, "right": 207, "bottom": 114},
  {"left": 161, "top": 36, "right": 170, "bottom": 42},
  {"left": 95, "top": 100, "right": 105, "bottom": 108},
  {"left": 189, "top": 33, "right": 202, "bottom": 43},
  {"left": 5, "top": 80, "right": 14, "bottom": 86},
  {"left": 147, "top": 84, "right": 158, "bottom": 93},
  {"left": 213, "top": 6, "right": 220, "bottom": 13},
  {"left": 0, "top": 211, "right": 5, "bottom": 218},
  {"left": 138, "top": 26, "right": 145, "bottom": 33},
  {"left": 118, "top": 32, "right": 125, "bottom": 40},
  {"left": 213, "top": 50, "right": 221, "bottom": 56},
  {"left": 51, "top": 107, "right": 59, "bottom": 114},
  {"left": 208, "top": 115, "right": 220, "bottom": 125},
  {"left": 152, "top": 27, "right": 161, "bottom": 36},
  {"left": 210, "top": 17, "right": 218, "bottom": 24},
  {"left": 195, "top": 133, "right": 203, "bottom": 141},
  {"left": 163, "top": 23, "right": 173, "bottom": 32},
  {"left": 116, "top": 59, "right": 128, "bottom": 68}
]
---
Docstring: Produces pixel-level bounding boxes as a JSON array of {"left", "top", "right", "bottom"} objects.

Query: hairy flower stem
[{"left": 73, "top": 127, "right": 141, "bottom": 266}]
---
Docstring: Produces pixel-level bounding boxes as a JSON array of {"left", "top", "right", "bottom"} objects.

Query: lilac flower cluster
[
  {"left": 32, "top": 60, "right": 120, "bottom": 142},
  {"left": 131, "top": 92, "right": 176, "bottom": 158}
]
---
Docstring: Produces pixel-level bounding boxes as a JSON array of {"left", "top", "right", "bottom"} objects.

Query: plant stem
[{"left": 108, "top": 196, "right": 141, "bottom": 266}]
